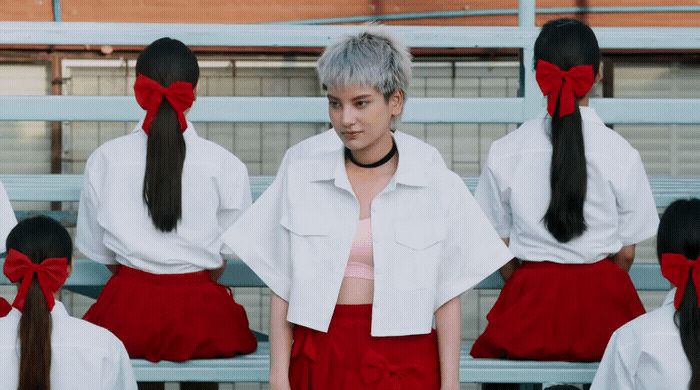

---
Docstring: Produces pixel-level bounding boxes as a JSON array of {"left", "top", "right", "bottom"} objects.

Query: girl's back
[
  {"left": 78, "top": 125, "right": 249, "bottom": 274},
  {"left": 77, "top": 37, "right": 256, "bottom": 364},
  {"left": 593, "top": 198, "right": 700, "bottom": 390},
  {"left": 0, "top": 216, "right": 136, "bottom": 390},
  {"left": 478, "top": 107, "right": 657, "bottom": 264},
  {"left": 0, "top": 301, "right": 135, "bottom": 390},
  {"left": 472, "top": 18, "right": 657, "bottom": 365}
]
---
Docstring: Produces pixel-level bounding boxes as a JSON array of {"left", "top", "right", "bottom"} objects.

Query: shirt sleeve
[
  {"left": 612, "top": 150, "right": 659, "bottom": 245},
  {"left": 217, "top": 157, "right": 252, "bottom": 233},
  {"left": 221, "top": 152, "right": 292, "bottom": 300},
  {"left": 435, "top": 172, "right": 514, "bottom": 309},
  {"left": 591, "top": 330, "right": 636, "bottom": 390},
  {"left": 0, "top": 181, "right": 17, "bottom": 254},
  {"left": 103, "top": 336, "right": 138, "bottom": 390},
  {"left": 474, "top": 149, "right": 512, "bottom": 239},
  {"left": 75, "top": 154, "right": 117, "bottom": 265}
]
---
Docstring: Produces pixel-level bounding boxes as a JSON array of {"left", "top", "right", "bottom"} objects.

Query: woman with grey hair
[{"left": 223, "top": 29, "right": 512, "bottom": 390}]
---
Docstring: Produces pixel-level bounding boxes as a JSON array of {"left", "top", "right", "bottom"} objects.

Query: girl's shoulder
[
  {"left": 0, "top": 309, "right": 19, "bottom": 345},
  {"left": 94, "top": 131, "right": 143, "bottom": 153},
  {"left": 486, "top": 115, "right": 550, "bottom": 162},
  {"left": 611, "top": 302, "right": 678, "bottom": 354},
  {"left": 53, "top": 312, "right": 129, "bottom": 354},
  {"left": 284, "top": 129, "right": 342, "bottom": 162},
  {"left": 580, "top": 123, "right": 646, "bottom": 179},
  {"left": 84, "top": 132, "right": 144, "bottom": 172},
  {"left": 187, "top": 135, "right": 245, "bottom": 166}
]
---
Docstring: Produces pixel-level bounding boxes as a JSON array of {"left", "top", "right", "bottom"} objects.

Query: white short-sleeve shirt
[
  {"left": 0, "top": 301, "right": 137, "bottom": 390},
  {"left": 222, "top": 129, "right": 513, "bottom": 336},
  {"left": 475, "top": 107, "right": 659, "bottom": 264},
  {"left": 76, "top": 122, "right": 252, "bottom": 274},
  {"left": 592, "top": 289, "right": 690, "bottom": 390},
  {"left": 0, "top": 180, "right": 17, "bottom": 253}
]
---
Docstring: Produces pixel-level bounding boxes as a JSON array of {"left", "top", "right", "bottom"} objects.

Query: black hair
[
  {"left": 657, "top": 198, "right": 700, "bottom": 390},
  {"left": 534, "top": 18, "right": 600, "bottom": 242},
  {"left": 6, "top": 216, "right": 73, "bottom": 390},
  {"left": 135, "top": 37, "right": 199, "bottom": 232}
]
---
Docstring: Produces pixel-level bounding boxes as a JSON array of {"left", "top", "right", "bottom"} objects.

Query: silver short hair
[{"left": 317, "top": 29, "right": 412, "bottom": 102}]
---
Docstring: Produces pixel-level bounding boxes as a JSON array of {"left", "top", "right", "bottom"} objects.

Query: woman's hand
[
  {"left": 497, "top": 238, "right": 519, "bottom": 282},
  {"left": 209, "top": 261, "right": 226, "bottom": 281},
  {"left": 269, "top": 375, "right": 292, "bottom": 390},
  {"left": 612, "top": 244, "right": 636, "bottom": 272},
  {"left": 498, "top": 258, "right": 519, "bottom": 281}
]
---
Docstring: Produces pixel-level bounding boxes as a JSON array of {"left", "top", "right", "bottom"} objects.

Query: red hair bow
[
  {"left": 660, "top": 253, "right": 700, "bottom": 309},
  {"left": 3, "top": 249, "right": 68, "bottom": 311},
  {"left": 535, "top": 60, "right": 595, "bottom": 118},
  {"left": 133, "top": 74, "right": 195, "bottom": 135}
]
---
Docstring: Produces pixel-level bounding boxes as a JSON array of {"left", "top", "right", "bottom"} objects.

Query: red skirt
[
  {"left": 471, "top": 259, "right": 645, "bottom": 361},
  {"left": 289, "top": 304, "right": 440, "bottom": 390},
  {"left": 83, "top": 266, "right": 257, "bottom": 362},
  {"left": 0, "top": 297, "right": 10, "bottom": 317}
]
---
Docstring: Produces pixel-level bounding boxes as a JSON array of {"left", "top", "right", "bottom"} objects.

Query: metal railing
[{"left": 0, "top": 0, "right": 699, "bottom": 127}]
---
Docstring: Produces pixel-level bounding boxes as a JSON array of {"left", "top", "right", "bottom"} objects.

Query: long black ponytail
[
  {"left": 136, "top": 37, "right": 199, "bottom": 232},
  {"left": 534, "top": 18, "right": 600, "bottom": 243},
  {"left": 658, "top": 199, "right": 700, "bottom": 390}
]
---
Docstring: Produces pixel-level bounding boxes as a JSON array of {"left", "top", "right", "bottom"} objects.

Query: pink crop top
[{"left": 343, "top": 218, "right": 374, "bottom": 280}]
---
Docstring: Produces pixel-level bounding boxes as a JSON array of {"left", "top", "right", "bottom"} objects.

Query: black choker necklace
[{"left": 345, "top": 138, "right": 398, "bottom": 168}]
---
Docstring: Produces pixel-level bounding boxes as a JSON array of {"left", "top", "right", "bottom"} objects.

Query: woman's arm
[
  {"left": 209, "top": 260, "right": 226, "bottom": 281},
  {"left": 497, "top": 238, "right": 520, "bottom": 281},
  {"left": 498, "top": 259, "right": 520, "bottom": 281},
  {"left": 436, "top": 296, "right": 461, "bottom": 390},
  {"left": 612, "top": 244, "right": 636, "bottom": 272},
  {"left": 269, "top": 293, "right": 294, "bottom": 390}
]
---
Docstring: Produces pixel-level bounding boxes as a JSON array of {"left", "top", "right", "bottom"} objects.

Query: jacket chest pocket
[
  {"left": 281, "top": 205, "right": 333, "bottom": 280},
  {"left": 391, "top": 216, "right": 446, "bottom": 290}
]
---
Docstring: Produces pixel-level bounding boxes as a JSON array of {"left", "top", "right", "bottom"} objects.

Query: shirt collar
[
  {"left": 542, "top": 106, "right": 604, "bottom": 137},
  {"left": 306, "top": 130, "right": 430, "bottom": 191},
  {"left": 131, "top": 119, "right": 198, "bottom": 140},
  {"left": 7, "top": 300, "right": 69, "bottom": 319},
  {"left": 579, "top": 106, "right": 605, "bottom": 126}
]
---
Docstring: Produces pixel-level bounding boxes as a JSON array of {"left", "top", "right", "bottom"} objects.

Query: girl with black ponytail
[
  {"left": 593, "top": 199, "right": 700, "bottom": 390},
  {"left": 471, "top": 18, "right": 659, "bottom": 368},
  {"left": 75, "top": 38, "right": 256, "bottom": 373},
  {"left": 0, "top": 216, "right": 136, "bottom": 390}
]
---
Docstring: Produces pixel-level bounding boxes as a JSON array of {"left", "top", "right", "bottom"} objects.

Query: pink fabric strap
[{"left": 343, "top": 219, "right": 374, "bottom": 281}]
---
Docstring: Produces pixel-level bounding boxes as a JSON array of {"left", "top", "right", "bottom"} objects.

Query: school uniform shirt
[
  {"left": 222, "top": 129, "right": 513, "bottom": 336},
  {"left": 0, "top": 180, "right": 17, "bottom": 253},
  {"left": 76, "top": 121, "right": 251, "bottom": 274},
  {"left": 0, "top": 301, "right": 137, "bottom": 390},
  {"left": 475, "top": 107, "right": 659, "bottom": 264},
  {"left": 591, "top": 289, "right": 689, "bottom": 390}
]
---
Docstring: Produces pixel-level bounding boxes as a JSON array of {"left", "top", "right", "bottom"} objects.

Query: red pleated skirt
[
  {"left": 289, "top": 304, "right": 440, "bottom": 390},
  {"left": 0, "top": 297, "right": 10, "bottom": 317},
  {"left": 83, "top": 266, "right": 257, "bottom": 362},
  {"left": 471, "top": 259, "right": 645, "bottom": 361}
]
